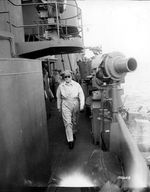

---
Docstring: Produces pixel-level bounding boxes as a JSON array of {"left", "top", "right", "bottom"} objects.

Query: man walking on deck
[{"left": 56, "top": 70, "right": 85, "bottom": 149}]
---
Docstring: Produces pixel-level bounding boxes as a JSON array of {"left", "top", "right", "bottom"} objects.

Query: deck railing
[{"left": 7, "top": 0, "right": 83, "bottom": 43}]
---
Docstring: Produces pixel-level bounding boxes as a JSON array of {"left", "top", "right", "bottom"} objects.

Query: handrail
[
  {"left": 7, "top": 21, "right": 82, "bottom": 30},
  {"left": 55, "top": 2, "right": 59, "bottom": 37},
  {"left": 6, "top": 0, "right": 83, "bottom": 42},
  {"left": 116, "top": 113, "right": 150, "bottom": 188},
  {"left": 7, "top": 0, "right": 80, "bottom": 9},
  {"left": 7, "top": 0, "right": 82, "bottom": 21},
  {"left": 60, "top": 12, "right": 81, "bottom": 21}
]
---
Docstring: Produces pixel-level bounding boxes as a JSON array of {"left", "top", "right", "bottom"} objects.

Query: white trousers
[{"left": 61, "top": 99, "right": 79, "bottom": 142}]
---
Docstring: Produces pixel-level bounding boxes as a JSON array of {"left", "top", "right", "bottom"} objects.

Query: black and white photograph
[{"left": 0, "top": 0, "right": 150, "bottom": 192}]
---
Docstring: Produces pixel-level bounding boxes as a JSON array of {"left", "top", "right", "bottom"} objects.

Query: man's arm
[
  {"left": 56, "top": 85, "right": 61, "bottom": 111},
  {"left": 78, "top": 84, "right": 85, "bottom": 111}
]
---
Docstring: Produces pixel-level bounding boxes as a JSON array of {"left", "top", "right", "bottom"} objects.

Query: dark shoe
[
  {"left": 68, "top": 141, "right": 74, "bottom": 149},
  {"left": 73, "top": 134, "right": 76, "bottom": 141}
]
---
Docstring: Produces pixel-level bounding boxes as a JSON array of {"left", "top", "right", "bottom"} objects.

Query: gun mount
[
  {"left": 89, "top": 53, "right": 150, "bottom": 189},
  {"left": 90, "top": 52, "right": 138, "bottom": 149},
  {"left": 96, "top": 52, "right": 137, "bottom": 83}
]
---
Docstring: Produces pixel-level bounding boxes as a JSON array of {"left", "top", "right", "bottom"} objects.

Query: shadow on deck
[{"left": 46, "top": 101, "right": 123, "bottom": 192}]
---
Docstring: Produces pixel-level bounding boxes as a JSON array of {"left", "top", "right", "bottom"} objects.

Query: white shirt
[{"left": 56, "top": 80, "right": 85, "bottom": 110}]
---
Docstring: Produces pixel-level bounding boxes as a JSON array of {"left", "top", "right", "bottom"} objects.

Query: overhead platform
[{"left": 16, "top": 39, "right": 84, "bottom": 59}]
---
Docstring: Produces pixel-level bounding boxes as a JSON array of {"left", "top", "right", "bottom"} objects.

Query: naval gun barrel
[{"left": 98, "top": 52, "right": 137, "bottom": 81}]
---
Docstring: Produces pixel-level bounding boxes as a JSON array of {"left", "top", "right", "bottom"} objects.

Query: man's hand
[{"left": 58, "top": 108, "right": 61, "bottom": 113}]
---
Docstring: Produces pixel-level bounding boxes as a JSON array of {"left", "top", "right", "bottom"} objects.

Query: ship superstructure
[
  {"left": 0, "top": 1, "right": 150, "bottom": 192},
  {"left": 0, "top": 0, "right": 83, "bottom": 189}
]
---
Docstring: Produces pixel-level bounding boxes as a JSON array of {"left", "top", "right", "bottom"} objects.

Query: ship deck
[{"left": 46, "top": 101, "right": 123, "bottom": 192}]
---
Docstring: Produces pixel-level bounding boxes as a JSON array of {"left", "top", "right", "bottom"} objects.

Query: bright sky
[
  {"left": 77, "top": 0, "right": 150, "bottom": 109},
  {"left": 78, "top": 0, "right": 150, "bottom": 66}
]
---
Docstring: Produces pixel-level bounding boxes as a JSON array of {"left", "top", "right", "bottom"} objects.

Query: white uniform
[{"left": 56, "top": 80, "right": 85, "bottom": 142}]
